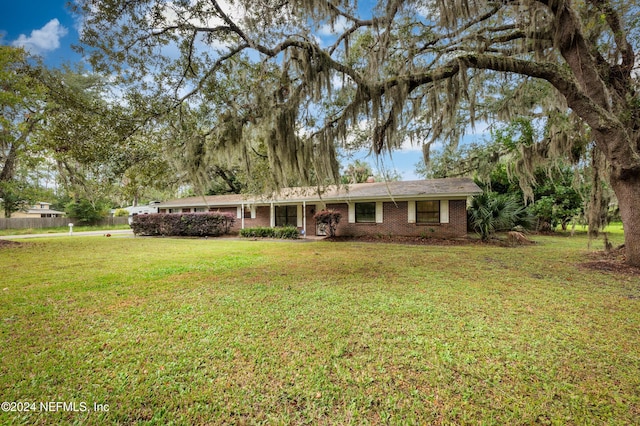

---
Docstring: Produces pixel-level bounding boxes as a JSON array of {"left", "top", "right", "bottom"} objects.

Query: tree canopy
[
  {"left": 75, "top": 0, "right": 640, "bottom": 265},
  {"left": 0, "top": 46, "right": 51, "bottom": 217}
]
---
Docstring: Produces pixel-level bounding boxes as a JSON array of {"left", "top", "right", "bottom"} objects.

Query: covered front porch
[{"left": 236, "top": 201, "right": 322, "bottom": 237}]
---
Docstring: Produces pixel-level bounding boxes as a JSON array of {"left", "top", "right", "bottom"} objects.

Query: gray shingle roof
[{"left": 157, "top": 178, "right": 481, "bottom": 208}]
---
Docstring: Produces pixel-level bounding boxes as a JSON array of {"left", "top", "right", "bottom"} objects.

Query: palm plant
[{"left": 468, "top": 192, "right": 532, "bottom": 241}]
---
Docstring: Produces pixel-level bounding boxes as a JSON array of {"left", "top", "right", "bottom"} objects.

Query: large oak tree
[
  {"left": 75, "top": 0, "right": 640, "bottom": 265},
  {"left": 0, "top": 46, "right": 57, "bottom": 217}
]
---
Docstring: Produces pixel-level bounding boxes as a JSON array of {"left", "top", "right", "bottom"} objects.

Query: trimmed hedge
[
  {"left": 131, "top": 212, "right": 235, "bottom": 237},
  {"left": 239, "top": 226, "right": 299, "bottom": 239}
]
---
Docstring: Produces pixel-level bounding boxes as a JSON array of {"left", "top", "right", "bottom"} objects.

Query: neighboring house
[
  {"left": 10, "top": 202, "right": 66, "bottom": 218},
  {"left": 113, "top": 202, "right": 161, "bottom": 224},
  {"left": 156, "top": 178, "right": 482, "bottom": 238}
]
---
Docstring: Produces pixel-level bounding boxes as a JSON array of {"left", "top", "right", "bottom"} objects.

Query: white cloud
[
  {"left": 318, "top": 16, "right": 348, "bottom": 36},
  {"left": 12, "top": 19, "right": 68, "bottom": 55}
]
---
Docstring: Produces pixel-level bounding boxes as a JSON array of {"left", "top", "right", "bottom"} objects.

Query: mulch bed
[
  {"left": 324, "top": 235, "right": 483, "bottom": 246},
  {"left": 580, "top": 246, "right": 640, "bottom": 277}
]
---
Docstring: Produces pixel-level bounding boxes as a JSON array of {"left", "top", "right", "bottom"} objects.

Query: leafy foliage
[
  {"left": 341, "top": 160, "right": 374, "bottom": 184},
  {"left": 113, "top": 208, "right": 129, "bottom": 217},
  {"left": 528, "top": 169, "right": 584, "bottom": 231},
  {"left": 420, "top": 124, "right": 587, "bottom": 233},
  {"left": 131, "top": 213, "right": 235, "bottom": 237},
  {"left": 74, "top": 0, "right": 640, "bottom": 264},
  {"left": 313, "top": 209, "right": 342, "bottom": 237},
  {"left": 0, "top": 46, "right": 49, "bottom": 216},
  {"left": 239, "top": 226, "right": 299, "bottom": 239},
  {"left": 0, "top": 181, "right": 41, "bottom": 218},
  {"left": 65, "top": 199, "right": 109, "bottom": 225},
  {"left": 468, "top": 192, "right": 533, "bottom": 241}
]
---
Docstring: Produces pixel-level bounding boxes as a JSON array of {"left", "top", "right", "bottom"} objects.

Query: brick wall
[
  {"left": 325, "top": 200, "right": 468, "bottom": 238},
  {"left": 241, "top": 206, "right": 271, "bottom": 229},
  {"left": 305, "top": 204, "right": 317, "bottom": 236},
  {"left": 168, "top": 199, "right": 469, "bottom": 238}
]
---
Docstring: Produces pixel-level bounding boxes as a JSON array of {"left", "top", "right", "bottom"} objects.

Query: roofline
[
  {"left": 156, "top": 178, "right": 482, "bottom": 208},
  {"left": 156, "top": 193, "right": 481, "bottom": 208}
]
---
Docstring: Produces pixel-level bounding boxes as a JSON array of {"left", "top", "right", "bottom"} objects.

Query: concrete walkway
[{"left": 0, "top": 229, "right": 134, "bottom": 239}]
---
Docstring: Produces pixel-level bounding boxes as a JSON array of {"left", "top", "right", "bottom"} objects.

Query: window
[
  {"left": 355, "top": 202, "right": 376, "bottom": 223},
  {"left": 244, "top": 207, "right": 252, "bottom": 219},
  {"left": 182, "top": 208, "right": 191, "bottom": 213},
  {"left": 416, "top": 201, "right": 440, "bottom": 224},
  {"left": 275, "top": 205, "right": 297, "bottom": 227}
]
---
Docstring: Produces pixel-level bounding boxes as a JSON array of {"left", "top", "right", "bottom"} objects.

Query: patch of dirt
[
  {"left": 580, "top": 246, "right": 640, "bottom": 277},
  {"left": 0, "top": 240, "right": 21, "bottom": 248}
]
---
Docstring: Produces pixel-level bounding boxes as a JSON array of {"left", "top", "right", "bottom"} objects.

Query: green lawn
[
  {"left": 0, "top": 233, "right": 638, "bottom": 425},
  {"left": 0, "top": 224, "right": 131, "bottom": 236}
]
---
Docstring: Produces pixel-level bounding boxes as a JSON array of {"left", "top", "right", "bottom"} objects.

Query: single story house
[
  {"left": 156, "top": 178, "right": 482, "bottom": 238},
  {"left": 111, "top": 202, "right": 161, "bottom": 217},
  {"left": 9, "top": 202, "right": 66, "bottom": 218}
]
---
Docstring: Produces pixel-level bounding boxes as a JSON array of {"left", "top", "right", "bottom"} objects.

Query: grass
[
  {"left": 558, "top": 221, "right": 625, "bottom": 237},
  {"left": 0, "top": 232, "right": 638, "bottom": 425},
  {"left": 0, "top": 224, "right": 131, "bottom": 236}
]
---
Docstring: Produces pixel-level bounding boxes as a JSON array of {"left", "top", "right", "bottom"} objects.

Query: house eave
[{"left": 155, "top": 178, "right": 482, "bottom": 209}]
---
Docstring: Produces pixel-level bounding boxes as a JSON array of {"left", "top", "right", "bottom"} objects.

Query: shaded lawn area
[{"left": 0, "top": 234, "right": 638, "bottom": 425}]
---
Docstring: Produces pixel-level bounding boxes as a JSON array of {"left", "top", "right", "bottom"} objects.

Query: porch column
[
  {"left": 303, "top": 201, "right": 306, "bottom": 238},
  {"left": 270, "top": 202, "right": 275, "bottom": 227},
  {"left": 241, "top": 202, "right": 245, "bottom": 229}
]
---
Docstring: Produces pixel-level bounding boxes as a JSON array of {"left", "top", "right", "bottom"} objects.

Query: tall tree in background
[
  {"left": 76, "top": 1, "right": 640, "bottom": 265},
  {"left": 42, "top": 67, "right": 179, "bottom": 209},
  {"left": 0, "top": 46, "right": 48, "bottom": 217}
]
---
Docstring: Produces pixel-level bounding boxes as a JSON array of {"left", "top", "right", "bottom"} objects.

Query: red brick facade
[
  {"left": 322, "top": 200, "right": 468, "bottom": 238},
  {"left": 160, "top": 199, "right": 469, "bottom": 237}
]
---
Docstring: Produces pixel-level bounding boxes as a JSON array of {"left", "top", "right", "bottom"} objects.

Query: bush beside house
[
  {"left": 314, "top": 209, "right": 342, "bottom": 237},
  {"left": 239, "top": 226, "right": 299, "bottom": 239},
  {"left": 131, "top": 212, "right": 235, "bottom": 236}
]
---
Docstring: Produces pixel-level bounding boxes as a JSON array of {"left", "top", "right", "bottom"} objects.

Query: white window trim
[
  {"left": 296, "top": 204, "right": 303, "bottom": 228},
  {"left": 408, "top": 201, "right": 416, "bottom": 223},
  {"left": 441, "top": 200, "right": 449, "bottom": 224},
  {"left": 409, "top": 199, "right": 449, "bottom": 224},
  {"left": 376, "top": 201, "right": 383, "bottom": 223},
  {"left": 348, "top": 201, "right": 382, "bottom": 224}
]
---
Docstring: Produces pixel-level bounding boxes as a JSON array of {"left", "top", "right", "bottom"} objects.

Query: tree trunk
[{"left": 610, "top": 176, "right": 640, "bottom": 267}]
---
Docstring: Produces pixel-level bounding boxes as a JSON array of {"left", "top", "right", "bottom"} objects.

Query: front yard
[{"left": 0, "top": 232, "right": 638, "bottom": 424}]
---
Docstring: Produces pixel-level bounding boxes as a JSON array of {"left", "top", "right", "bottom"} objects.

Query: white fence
[{"left": 0, "top": 217, "right": 129, "bottom": 230}]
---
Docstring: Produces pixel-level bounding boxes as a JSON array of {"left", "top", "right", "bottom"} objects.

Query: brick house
[{"left": 156, "top": 178, "right": 482, "bottom": 238}]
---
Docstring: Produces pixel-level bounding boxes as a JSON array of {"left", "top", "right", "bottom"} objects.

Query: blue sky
[
  {"left": 0, "top": 1, "right": 443, "bottom": 180},
  {"left": 0, "top": 0, "right": 83, "bottom": 67}
]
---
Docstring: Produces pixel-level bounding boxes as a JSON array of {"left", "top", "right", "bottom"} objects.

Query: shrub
[
  {"left": 114, "top": 208, "right": 129, "bottom": 217},
  {"left": 468, "top": 192, "right": 533, "bottom": 241},
  {"left": 273, "top": 226, "right": 300, "bottom": 239},
  {"left": 131, "top": 213, "right": 235, "bottom": 236},
  {"left": 66, "top": 199, "right": 109, "bottom": 225},
  {"left": 313, "top": 209, "right": 342, "bottom": 237},
  {"left": 239, "top": 227, "right": 272, "bottom": 238},
  {"left": 239, "top": 226, "right": 299, "bottom": 239}
]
